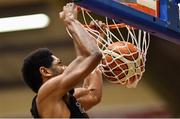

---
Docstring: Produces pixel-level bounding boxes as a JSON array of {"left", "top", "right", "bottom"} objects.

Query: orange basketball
[{"left": 101, "top": 41, "right": 144, "bottom": 87}]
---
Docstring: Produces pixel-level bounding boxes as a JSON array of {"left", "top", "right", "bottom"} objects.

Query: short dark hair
[{"left": 22, "top": 48, "right": 53, "bottom": 93}]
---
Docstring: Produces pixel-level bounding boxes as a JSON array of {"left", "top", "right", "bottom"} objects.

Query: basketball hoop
[{"left": 67, "top": 4, "right": 150, "bottom": 88}]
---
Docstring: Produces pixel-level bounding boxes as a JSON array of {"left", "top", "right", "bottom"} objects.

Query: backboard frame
[{"left": 74, "top": 0, "right": 180, "bottom": 44}]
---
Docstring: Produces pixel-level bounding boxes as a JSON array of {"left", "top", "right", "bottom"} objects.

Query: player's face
[{"left": 50, "top": 55, "right": 66, "bottom": 76}]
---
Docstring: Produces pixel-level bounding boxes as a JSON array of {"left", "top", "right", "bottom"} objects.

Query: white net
[{"left": 68, "top": 7, "right": 150, "bottom": 88}]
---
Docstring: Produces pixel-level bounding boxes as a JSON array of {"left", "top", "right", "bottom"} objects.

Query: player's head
[{"left": 22, "top": 48, "right": 66, "bottom": 93}]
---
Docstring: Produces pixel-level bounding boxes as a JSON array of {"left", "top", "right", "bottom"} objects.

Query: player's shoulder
[{"left": 37, "top": 77, "right": 65, "bottom": 101}]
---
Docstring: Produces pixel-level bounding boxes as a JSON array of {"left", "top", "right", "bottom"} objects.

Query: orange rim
[{"left": 83, "top": 23, "right": 135, "bottom": 30}]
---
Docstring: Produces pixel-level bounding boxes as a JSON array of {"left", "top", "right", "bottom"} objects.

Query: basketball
[{"left": 101, "top": 41, "right": 145, "bottom": 87}]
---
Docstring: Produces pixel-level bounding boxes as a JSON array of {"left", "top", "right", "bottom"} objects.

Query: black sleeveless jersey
[{"left": 31, "top": 89, "right": 89, "bottom": 118}]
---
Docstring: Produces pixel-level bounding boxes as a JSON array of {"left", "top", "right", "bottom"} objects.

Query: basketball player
[{"left": 22, "top": 3, "right": 103, "bottom": 118}]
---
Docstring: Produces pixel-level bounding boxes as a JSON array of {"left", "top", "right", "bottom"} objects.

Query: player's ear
[{"left": 39, "top": 66, "right": 52, "bottom": 77}]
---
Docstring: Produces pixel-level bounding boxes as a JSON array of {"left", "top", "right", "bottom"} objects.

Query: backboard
[{"left": 74, "top": 0, "right": 180, "bottom": 44}]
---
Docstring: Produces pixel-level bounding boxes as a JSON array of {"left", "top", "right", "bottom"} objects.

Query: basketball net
[{"left": 67, "top": 6, "right": 150, "bottom": 88}]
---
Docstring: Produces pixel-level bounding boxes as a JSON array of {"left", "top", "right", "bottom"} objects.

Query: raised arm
[
  {"left": 72, "top": 21, "right": 107, "bottom": 110},
  {"left": 38, "top": 3, "right": 102, "bottom": 99},
  {"left": 58, "top": 3, "right": 102, "bottom": 92}
]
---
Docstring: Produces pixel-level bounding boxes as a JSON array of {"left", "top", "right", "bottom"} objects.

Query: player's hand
[
  {"left": 89, "top": 20, "right": 106, "bottom": 33},
  {"left": 59, "top": 3, "right": 77, "bottom": 23},
  {"left": 89, "top": 20, "right": 107, "bottom": 42}
]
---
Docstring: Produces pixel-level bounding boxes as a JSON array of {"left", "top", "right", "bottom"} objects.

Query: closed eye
[{"left": 57, "top": 60, "right": 63, "bottom": 65}]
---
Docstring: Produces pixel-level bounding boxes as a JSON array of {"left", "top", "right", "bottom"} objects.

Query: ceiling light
[{"left": 0, "top": 13, "right": 50, "bottom": 33}]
